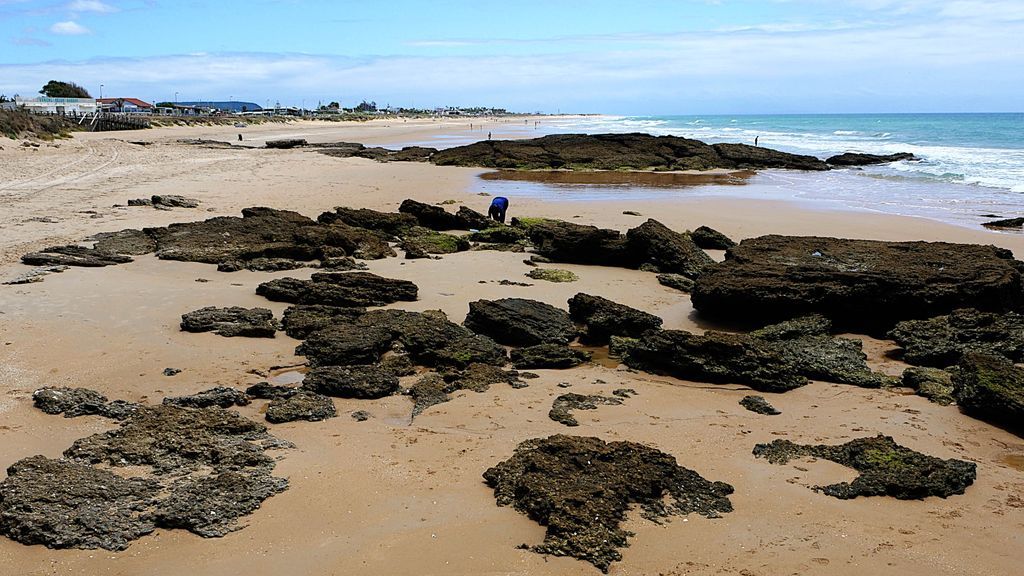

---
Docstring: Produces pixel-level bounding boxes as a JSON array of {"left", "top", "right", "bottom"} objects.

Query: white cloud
[
  {"left": 6, "top": 3, "right": 1023, "bottom": 114},
  {"left": 68, "top": 0, "right": 117, "bottom": 13},
  {"left": 50, "top": 20, "right": 90, "bottom": 34}
]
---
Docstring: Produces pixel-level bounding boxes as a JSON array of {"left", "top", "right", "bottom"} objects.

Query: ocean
[{"left": 474, "top": 113, "right": 1024, "bottom": 229}]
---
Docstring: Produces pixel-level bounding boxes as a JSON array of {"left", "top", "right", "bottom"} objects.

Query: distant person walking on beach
[
  {"left": 754, "top": 136, "right": 759, "bottom": 146},
  {"left": 487, "top": 132, "right": 492, "bottom": 140},
  {"left": 488, "top": 196, "right": 509, "bottom": 224}
]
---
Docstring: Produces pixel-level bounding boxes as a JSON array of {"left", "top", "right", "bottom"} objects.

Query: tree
[
  {"left": 39, "top": 80, "right": 91, "bottom": 98},
  {"left": 355, "top": 100, "right": 377, "bottom": 113},
  {"left": 0, "top": 94, "right": 10, "bottom": 103}
]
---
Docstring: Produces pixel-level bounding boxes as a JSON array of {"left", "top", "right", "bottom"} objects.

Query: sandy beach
[{"left": 0, "top": 119, "right": 1021, "bottom": 576}]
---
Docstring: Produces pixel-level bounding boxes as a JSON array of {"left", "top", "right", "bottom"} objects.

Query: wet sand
[{"left": 1, "top": 120, "right": 1023, "bottom": 576}]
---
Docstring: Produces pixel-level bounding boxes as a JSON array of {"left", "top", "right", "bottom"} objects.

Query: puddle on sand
[
  {"left": 268, "top": 368, "right": 307, "bottom": 386},
  {"left": 572, "top": 345, "right": 622, "bottom": 369},
  {"left": 1001, "top": 453, "right": 1024, "bottom": 472},
  {"left": 479, "top": 169, "right": 755, "bottom": 187}
]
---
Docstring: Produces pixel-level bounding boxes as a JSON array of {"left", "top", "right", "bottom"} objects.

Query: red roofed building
[{"left": 96, "top": 98, "right": 154, "bottom": 113}]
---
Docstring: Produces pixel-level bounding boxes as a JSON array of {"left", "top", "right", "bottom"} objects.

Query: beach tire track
[
  {"left": 2, "top": 144, "right": 123, "bottom": 202},
  {"left": 0, "top": 143, "right": 98, "bottom": 194}
]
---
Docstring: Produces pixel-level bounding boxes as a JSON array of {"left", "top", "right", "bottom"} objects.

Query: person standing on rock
[{"left": 488, "top": 196, "right": 509, "bottom": 223}]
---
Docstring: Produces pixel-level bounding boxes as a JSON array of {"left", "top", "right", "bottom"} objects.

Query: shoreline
[{"left": 1, "top": 121, "right": 1023, "bottom": 576}]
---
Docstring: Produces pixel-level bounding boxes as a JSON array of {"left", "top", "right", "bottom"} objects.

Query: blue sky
[{"left": 1, "top": 0, "right": 1022, "bottom": 113}]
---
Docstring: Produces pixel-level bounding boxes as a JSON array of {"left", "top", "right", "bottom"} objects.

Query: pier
[{"left": 83, "top": 112, "right": 151, "bottom": 132}]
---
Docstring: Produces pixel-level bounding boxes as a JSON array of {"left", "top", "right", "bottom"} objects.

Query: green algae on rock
[
  {"left": 952, "top": 353, "right": 1024, "bottom": 434},
  {"left": 484, "top": 435, "right": 734, "bottom": 573},
  {"left": 901, "top": 367, "right": 956, "bottom": 406},
  {"left": 548, "top": 393, "right": 623, "bottom": 426},
  {"left": 753, "top": 435, "right": 976, "bottom": 499},
  {"left": 0, "top": 401, "right": 291, "bottom": 551},
  {"left": 525, "top": 268, "right": 578, "bottom": 283},
  {"left": 739, "top": 395, "right": 781, "bottom": 415},
  {"left": 889, "top": 308, "right": 1024, "bottom": 367},
  {"left": 510, "top": 343, "right": 591, "bottom": 369}
]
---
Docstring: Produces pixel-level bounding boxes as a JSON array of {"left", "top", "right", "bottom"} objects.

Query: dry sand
[{"left": 0, "top": 120, "right": 1022, "bottom": 576}]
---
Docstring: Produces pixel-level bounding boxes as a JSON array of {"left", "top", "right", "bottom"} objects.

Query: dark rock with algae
[
  {"left": 753, "top": 435, "right": 976, "bottom": 499},
  {"left": 483, "top": 435, "right": 734, "bottom": 573}
]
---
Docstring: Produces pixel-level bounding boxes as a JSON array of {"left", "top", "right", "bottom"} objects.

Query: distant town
[{"left": 0, "top": 81, "right": 516, "bottom": 119}]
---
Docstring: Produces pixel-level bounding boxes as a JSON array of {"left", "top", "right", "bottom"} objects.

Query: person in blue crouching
[{"left": 488, "top": 196, "right": 509, "bottom": 223}]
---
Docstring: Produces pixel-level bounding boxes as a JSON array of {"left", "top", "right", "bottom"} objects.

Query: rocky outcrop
[
  {"left": 317, "top": 206, "right": 417, "bottom": 237},
  {"left": 302, "top": 364, "right": 400, "bottom": 399},
  {"left": 432, "top": 133, "right": 829, "bottom": 172},
  {"left": 620, "top": 315, "right": 890, "bottom": 390},
  {"left": 265, "top": 139, "right": 307, "bottom": 149},
  {"left": 280, "top": 305, "right": 366, "bottom": 339},
  {"left": 525, "top": 268, "right": 578, "bottom": 282},
  {"left": 624, "top": 219, "right": 714, "bottom": 278},
  {"left": 146, "top": 207, "right": 394, "bottom": 265},
  {"left": 888, "top": 308, "right": 1024, "bottom": 367},
  {"left": 549, "top": 394, "right": 623, "bottom": 426},
  {"left": 750, "top": 315, "right": 895, "bottom": 388},
  {"left": 825, "top": 152, "right": 916, "bottom": 166},
  {"left": 216, "top": 258, "right": 308, "bottom": 273},
  {"left": 245, "top": 382, "right": 299, "bottom": 400},
  {"left": 151, "top": 194, "right": 200, "bottom": 208},
  {"left": 180, "top": 306, "right": 279, "bottom": 338},
  {"left": 32, "top": 387, "right": 140, "bottom": 420},
  {"left": 298, "top": 309, "right": 507, "bottom": 369},
  {"left": 467, "top": 226, "right": 528, "bottom": 244},
  {"left": 442, "top": 363, "right": 526, "bottom": 392},
  {"left": 407, "top": 373, "right": 450, "bottom": 418},
  {"left": 0, "top": 456, "right": 160, "bottom": 550},
  {"left": 314, "top": 142, "right": 438, "bottom": 163},
  {"left": 623, "top": 329, "right": 808, "bottom": 392},
  {"left": 265, "top": 391, "right": 336, "bottom": 423},
  {"left": 691, "top": 235, "right": 1024, "bottom": 333},
  {"left": 656, "top": 273, "right": 694, "bottom": 293},
  {"left": 514, "top": 218, "right": 632, "bottom": 267},
  {"left": 982, "top": 217, "right": 1024, "bottom": 229},
  {"left": 151, "top": 470, "right": 287, "bottom": 538},
  {"left": 483, "top": 435, "right": 734, "bottom": 573},
  {"left": 464, "top": 298, "right": 577, "bottom": 346},
  {"left": 33, "top": 387, "right": 111, "bottom": 418},
  {"left": 257, "top": 272, "right": 418, "bottom": 307},
  {"left": 567, "top": 293, "right": 663, "bottom": 344},
  {"left": 690, "top": 225, "right": 736, "bottom": 250},
  {"left": 510, "top": 344, "right": 591, "bottom": 369},
  {"left": 901, "top": 367, "right": 955, "bottom": 406},
  {"left": 90, "top": 229, "right": 157, "bottom": 254},
  {"left": 400, "top": 227, "right": 470, "bottom": 258},
  {"left": 21, "top": 245, "right": 133, "bottom": 267},
  {"left": 162, "top": 387, "right": 251, "bottom": 409},
  {"left": 514, "top": 217, "right": 713, "bottom": 277},
  {"left": 753, "top": 435, "right": 976, "bottom": 499},
  {"left": 0, "top": 404, "right": 290, "bottom": 550},
  {"left": 297, "top": 324, "right": 395, "bottom": 367},
  {"left": 407, "top": 364, "right": 526, "bottom": 419},
  {"left": 739, "top": 395, "right": 780, "bottom": 415},
  {"left": 952, "top": 354, "right": 1024, "bottom": 433},
  {"left": 398, "top": 199, "right": 493, "bottom": 231}
]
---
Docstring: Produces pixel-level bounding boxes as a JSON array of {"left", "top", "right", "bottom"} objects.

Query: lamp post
[{"left": 174, "top": 91, "right": 178, "bottom": 103}]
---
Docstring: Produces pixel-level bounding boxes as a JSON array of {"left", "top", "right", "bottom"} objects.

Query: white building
[{"left": 14, "top": 96, "right": 98, "bottom": 114}]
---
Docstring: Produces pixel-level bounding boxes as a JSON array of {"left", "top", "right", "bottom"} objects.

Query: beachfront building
[
  {"left": 14, "top": 96, "right": 98, "bottom": 115},
  {"left": 96, "top": 98, "right": 154, "bottom": 113}
]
